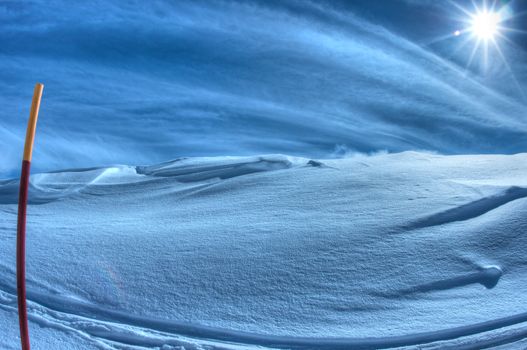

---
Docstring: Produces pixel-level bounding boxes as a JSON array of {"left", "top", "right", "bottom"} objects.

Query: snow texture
[{"left": 2, "top": 152, "right": 527, "bottom": 349}]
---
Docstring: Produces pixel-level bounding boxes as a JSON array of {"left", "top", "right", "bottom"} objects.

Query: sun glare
[
  {"left": 439, "top": 0, "right": 522, "bottom": 74},
  {"left": 443, "top": 0, "right": 526, "bottom": 98},
  {"left": 471, "top": 11, "right": 501, "bottom": 40}
]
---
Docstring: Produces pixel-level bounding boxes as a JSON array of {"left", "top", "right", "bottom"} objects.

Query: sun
[
  {"left": 444, "top": 0, "right": 518, "bottom": 72},
  {"left": 471, "top": 11, "right": 501, "bottom": 40},
  {"left": 422, "top": 0, "right": 525, "bottom": 97}
]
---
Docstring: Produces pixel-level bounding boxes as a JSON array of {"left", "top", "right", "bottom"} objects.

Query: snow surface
[{"left": 2, "top": 151, "right": 527, "bottom": 349}]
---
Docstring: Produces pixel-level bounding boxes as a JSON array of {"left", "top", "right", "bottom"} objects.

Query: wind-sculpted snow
[
  {"left": 135, "top": 155, "right": 297, "bottom": 181},
  {"left": 0, "top": 155, "right": 304, "bottom": 204},
  {"left": 0, "top": 166, "right": 139, "bottom": 205},
  {"left": 405, "top": 186, "right": 527, "bottom": 230},
  {"left": 1, "top": 0, "right": 526, "bottom": 176},
  {"left": 378, "top": 266, "right": 503, "bottom": 298},
  {"left": 2, "top": 152, "right": 527, "bottom": 349}
]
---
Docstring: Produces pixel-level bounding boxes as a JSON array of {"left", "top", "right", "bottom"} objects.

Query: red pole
[{"left": 17, "top": 83, "right": 43, "bottom": 350}]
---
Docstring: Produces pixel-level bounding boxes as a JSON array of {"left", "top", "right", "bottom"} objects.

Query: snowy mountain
[{"left": 2, "top": 152, "right": 527, "bottom": 349}]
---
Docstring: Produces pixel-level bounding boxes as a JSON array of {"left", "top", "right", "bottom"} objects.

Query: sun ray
[
  {"left": 435, "top": 35, "right": 475, "bottom": 64},
  {"left": 490, "top": 37, "right": 527, "bottom": 101},
  {"left": 495, "top": 32, "right": 523, "bottom": 50},
  {"left": 499, "top": 27, "right": 527, "bottom": 35},
  {"left": 470, "top": 0, "right": 481, "bottom": 13},
  {"left": 464, "top": 38, "right": 482, "bottom": 75},
  {"left": 422, "top": 32, "right": 466, "bottom": 47},
  {"left": 448, "top": 0, "right": 474, "bottom": 17},
  {"left": 490, "top": 0, "right": 498, "bottom": 13}
]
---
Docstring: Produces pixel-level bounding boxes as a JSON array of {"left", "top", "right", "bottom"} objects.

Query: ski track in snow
[{"left": 2, "top": 283, "right": 527, "bottom": 350}]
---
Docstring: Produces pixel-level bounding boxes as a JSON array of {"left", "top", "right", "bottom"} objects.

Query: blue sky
[{"left": 1, "top": 0, "right": 526, "bottom": 177}]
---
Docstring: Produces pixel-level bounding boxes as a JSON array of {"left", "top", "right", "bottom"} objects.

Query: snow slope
[{"left": 2, "top": 152, "right": 527, "bottom": 349}]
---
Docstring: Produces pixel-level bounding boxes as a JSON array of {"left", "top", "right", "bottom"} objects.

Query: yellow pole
[{"left": 23, "top": 83, "right": 44, "bottom": 161}]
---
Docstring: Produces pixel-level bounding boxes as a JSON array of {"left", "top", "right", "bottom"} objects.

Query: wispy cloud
[{"left": 0, "top": 0, "right": 525, "bottom": 177}]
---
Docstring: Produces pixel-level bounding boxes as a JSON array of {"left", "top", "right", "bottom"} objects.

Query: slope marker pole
[{"left": 17, "top": 83, "right": 44, "bottom": 350}]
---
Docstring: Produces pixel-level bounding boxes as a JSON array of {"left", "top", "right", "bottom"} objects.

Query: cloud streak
[{"left": 0, "top": 0, "right": 525, "bottom": 177}]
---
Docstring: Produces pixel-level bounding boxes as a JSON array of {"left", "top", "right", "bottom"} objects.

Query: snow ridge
[
  {"left": 135, "top": 155, "right": 296, "bottom": 181},
  {"left": 405, "top": 186, "right": 527, "bottom": 230}
]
